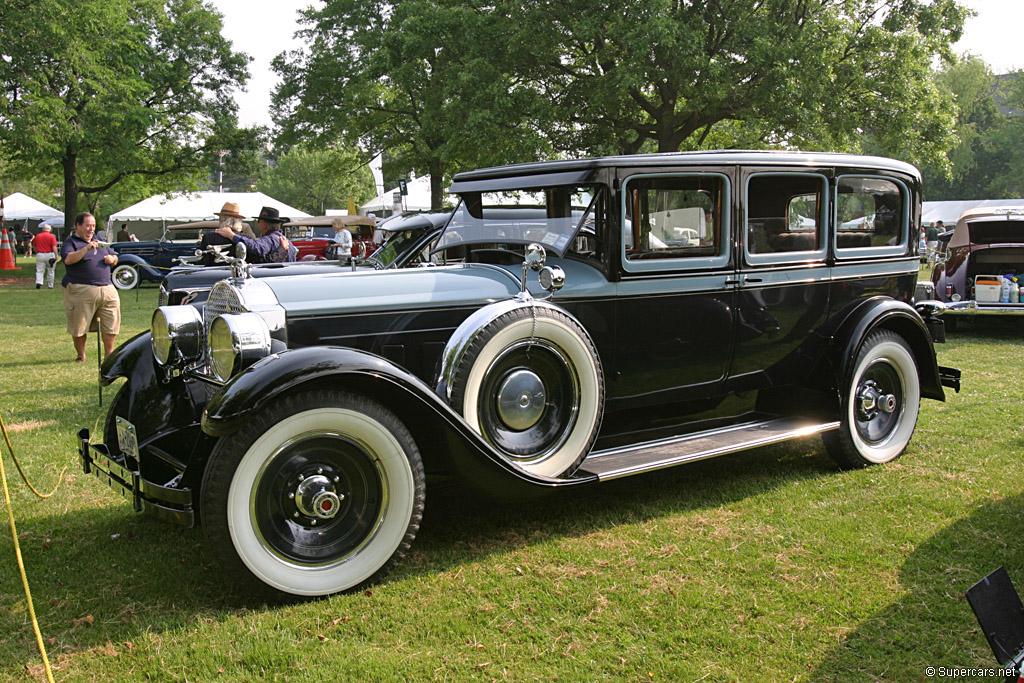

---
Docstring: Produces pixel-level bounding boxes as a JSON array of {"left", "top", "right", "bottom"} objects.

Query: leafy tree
[
  {"left": 0, "top": 0, "right": 250, "bottom": 227},
  {"left": 0, "top": 152, "right": 61, "bottom": 211},
  {"left": 259, "top": 143, "right": 375, "bottom": 215},
  {"left": 501, "top": 0, "right": 968, "bottom": 166},
  {"left": 206, "top": 120, "right": 271, "bottom": 193},
  {"left": 919, "top": 60, "right": 1024, "bottom": 200},
  {"left": 920, "top": 56, "right": 1002, "bottom": 200},
  {"left": 984, "top": 72, "right": 1024, "bottom": 198},
  {"left": 273, "top": 0, "right": 548, "bottom": 209}
]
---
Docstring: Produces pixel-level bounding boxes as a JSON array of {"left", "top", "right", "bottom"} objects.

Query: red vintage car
[{"left": 283, "top": 215, "right": 378, "bottom": 260}]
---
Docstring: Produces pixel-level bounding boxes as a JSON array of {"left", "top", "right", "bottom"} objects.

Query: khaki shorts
[{"left": 63, "top": 283, "right": 121, "bottom": 337}]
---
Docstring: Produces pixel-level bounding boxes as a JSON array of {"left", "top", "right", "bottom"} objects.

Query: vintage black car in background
[
  {"left": 78, "top": 151, "right": 959, "bottom": 599},
  {"left": 157, "top": 211, "right": 451, "bottom": 307},
  {"left": 109, "top": 223, "right": 209, "bottom": 290}
]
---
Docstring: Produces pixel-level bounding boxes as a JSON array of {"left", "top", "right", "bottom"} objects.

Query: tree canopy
[
  {"left": 274, "top": 0, "right": 969, "bottom": 197},
  {"left": 259, "top": 143, "right": 376, "bottom": 215},
  {"left": 920, "top": 58, "right": 1024, "bottom": 200},
  {"left": 0, "top": 0, "right": 250, "bottom": 226},
  {"left": 272, "top": 0, "right": 549, "bottom": 209},
  {"left": 502, "top": 0, "right": 968, "bottom": 165}
]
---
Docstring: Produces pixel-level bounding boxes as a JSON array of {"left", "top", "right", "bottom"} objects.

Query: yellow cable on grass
[
  {"left": 0, "top": 413, "right": 65, "bottom": 499},
  {"left": 0, "top": 410, "right": 56, "bottom": 683}
]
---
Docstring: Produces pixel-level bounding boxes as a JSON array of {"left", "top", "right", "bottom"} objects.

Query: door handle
[
  {"left": 725, "top": 278, "right": 740, "bottom": 285},
  {"left": 744, "top": 276, "right": 763, "bottom": 283}
]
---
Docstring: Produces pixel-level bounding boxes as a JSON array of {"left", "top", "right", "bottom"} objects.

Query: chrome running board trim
[{"left": 580, "top": 418, "right": 841, "bottom": 481}]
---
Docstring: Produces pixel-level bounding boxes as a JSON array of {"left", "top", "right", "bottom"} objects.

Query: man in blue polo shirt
[{"left": 61, "top": 212, "right": 121, "bottom": 362}]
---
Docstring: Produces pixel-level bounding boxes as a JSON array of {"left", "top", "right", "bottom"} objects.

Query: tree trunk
[
  {"left": 61, "top": 152, "right": 78, "bottom": 236},
  {"left": 428, "top": 159, "right": 445, "bottom": 210}
]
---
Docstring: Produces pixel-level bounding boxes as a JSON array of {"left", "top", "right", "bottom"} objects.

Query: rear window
[{"left": 968, "top": 220, "right": 1024, "bottom": 245}]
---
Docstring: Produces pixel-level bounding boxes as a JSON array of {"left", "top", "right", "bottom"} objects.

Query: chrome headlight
[
  {"left": 152, "top": 306, "right": 204, "bottom": 366},
  {"left": 209, "top": 313, "right": 272, "bottom": 382}
]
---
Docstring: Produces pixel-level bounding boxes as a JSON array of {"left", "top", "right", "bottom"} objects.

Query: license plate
[{"left": 115, "top": 417, "right": 140, "bottom": 459}]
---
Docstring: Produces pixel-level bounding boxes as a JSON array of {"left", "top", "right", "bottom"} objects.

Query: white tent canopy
[
  {"left": 109, "top": 191, "right": 310, "bottom": 241},
  {"left": 2, "top": 192, "right": 62, "bottom": 221},
  {"left": 360, "top": 175, "right": 437, "bottom": 215},
  {"left": 923, "top": 200, "right": 1024, "bottom": 228}
]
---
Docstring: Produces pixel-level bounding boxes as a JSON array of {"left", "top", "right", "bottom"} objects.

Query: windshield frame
[{"left": 435, "top": 184, "right": 604, "bottom": 258}]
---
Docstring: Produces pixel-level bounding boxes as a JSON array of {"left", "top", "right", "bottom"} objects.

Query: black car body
[
  {"left": 79, "top": 151, "right": 959, "bottom": 599},
  {"left": 158, "top": 211, "right": 450, "bottom": 307}
]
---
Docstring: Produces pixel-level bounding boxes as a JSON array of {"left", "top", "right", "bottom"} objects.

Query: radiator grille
[{"left": 204, "top": 282, "right": 247, "bottom": 334}]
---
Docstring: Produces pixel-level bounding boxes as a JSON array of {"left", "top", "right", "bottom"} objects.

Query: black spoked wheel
[
  {"left": 201, "top": 390, "right": 425, "bottom": 600},
  {"left": 823, "top": 330, "right": 921, "bottom": 468},
  {"left": 450, "top": 306, "right": 604, "bottom": 478}
]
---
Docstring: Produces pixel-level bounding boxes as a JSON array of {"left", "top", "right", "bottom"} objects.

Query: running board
[{"left": 579, "top": 417, "right": 841, "bottom": 481}]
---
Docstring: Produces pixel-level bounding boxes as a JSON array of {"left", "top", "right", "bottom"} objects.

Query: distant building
[{"left": 993, "top": 73, "right": 1021, "bottom": 117}]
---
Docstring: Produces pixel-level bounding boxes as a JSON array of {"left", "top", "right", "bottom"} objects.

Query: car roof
[
  {"left": 377, "top": 211, "right": 451, "bottom": 233},
  {"left": 449, "top": 150, "right": 921, "bottom": 193},
  {"left": 284, "top": 215, "right": 377, "bottom": 228},
  {"left": 950, "top": 207, "right": 1024, "bottom": 249}
]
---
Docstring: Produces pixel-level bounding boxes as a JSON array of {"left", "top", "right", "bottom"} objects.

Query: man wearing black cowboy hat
[{"left": 215, "top": 206, "right": 297, "bottom": 263}]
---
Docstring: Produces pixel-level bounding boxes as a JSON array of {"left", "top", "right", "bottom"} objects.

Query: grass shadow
[
  {"left": 810, "top": 492, "right": 1024, "bottom": 680},
  {"left": 3, "top": 437, "right": 839, "bottom": 668}
]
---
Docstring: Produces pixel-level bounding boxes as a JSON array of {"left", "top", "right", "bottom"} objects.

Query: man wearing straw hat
[
  {"left": 200, "top": 201, "right": 255, "bottom": 266},
  {"left": 215, "top": 206, "right": 296, "bottom": 263}
]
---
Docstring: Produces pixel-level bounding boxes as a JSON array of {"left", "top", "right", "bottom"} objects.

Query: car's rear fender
[
  {"left": 831, "top": 297, "right": 946, "bottom": 401},
  {"left": 201, "top": 346, "right": 598, "bottom": 497}
]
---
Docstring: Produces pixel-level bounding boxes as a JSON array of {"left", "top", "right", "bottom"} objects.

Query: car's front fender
[{"left": 201, "top": 346, "right": 598, "bottom": 495}]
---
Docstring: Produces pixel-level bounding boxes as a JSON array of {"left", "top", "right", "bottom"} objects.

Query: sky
[{"left": 212, "top": 0, "right": 1024, "bottom": 131}]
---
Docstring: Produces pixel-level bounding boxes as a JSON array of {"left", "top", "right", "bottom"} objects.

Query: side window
[
  {"left": 623, "top": 175, "right": 725, "bottom": 261},
  {"left": 835, "top": 177, "right": 906, "bottom": 252},
  {"left": 569, "top": 187, "right": 608, "bottom": 265},
  {"left": 746, "top": 174, "right": 825, "bottom": 256}
]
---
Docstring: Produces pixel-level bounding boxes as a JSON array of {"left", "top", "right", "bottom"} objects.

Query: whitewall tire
[
  {"left": 824, "top": 330, "right": 921, "bottom": 468},
  {"left": 112, "top": 264, "right": 139, "bottom": 290},
  {"left": 449, "top": 306, "right": 604, "bottom": 478},
  {"left": 201, "top": 390, "right": 425, "bottom": 599}
]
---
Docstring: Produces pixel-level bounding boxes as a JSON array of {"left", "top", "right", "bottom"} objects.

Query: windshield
[
  {"left": 435, "top": 186, "right": 598, "bottom": 257},
  {"left": 368, "top": 228, "right": 429, "bottom": 268}
]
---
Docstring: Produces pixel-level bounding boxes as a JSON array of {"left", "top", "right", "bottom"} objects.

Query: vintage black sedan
[{"left": 78, "top": 151, "right": 959, "bottom": 599}]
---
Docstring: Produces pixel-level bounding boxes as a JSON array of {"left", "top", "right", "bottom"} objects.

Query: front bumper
[{"left": 77, "top": 427, "right": 195, "bottom": 527}]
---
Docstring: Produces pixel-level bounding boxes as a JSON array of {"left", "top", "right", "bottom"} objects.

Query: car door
[
  {"left": 610, "top": 169, "right": 736, "bottom": 414},
  {"left": 830, "top": 173, "right": 916, "bottom": 313},
  {"left": 728, "top": 169, "right": 831, "bottom": 393}
]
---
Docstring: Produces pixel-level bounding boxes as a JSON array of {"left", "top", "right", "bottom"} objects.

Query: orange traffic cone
[{"left": 0, "top": 229, "right": 17, "bottom": 270}]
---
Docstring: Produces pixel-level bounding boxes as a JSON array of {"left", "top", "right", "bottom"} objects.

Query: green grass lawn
[{"left": 1, "top": 253, "right": 1022, "bottom": 682}]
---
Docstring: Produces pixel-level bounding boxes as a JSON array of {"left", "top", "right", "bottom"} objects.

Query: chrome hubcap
[
  {"left": 857, "top": 380, "right": 895, "bottom": 420},
  {"left": 293, "top": 474, "right": 343, "bottom": 520},
  {"left": 496, "top": 369, "right": 546, "bottom": 430}
]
